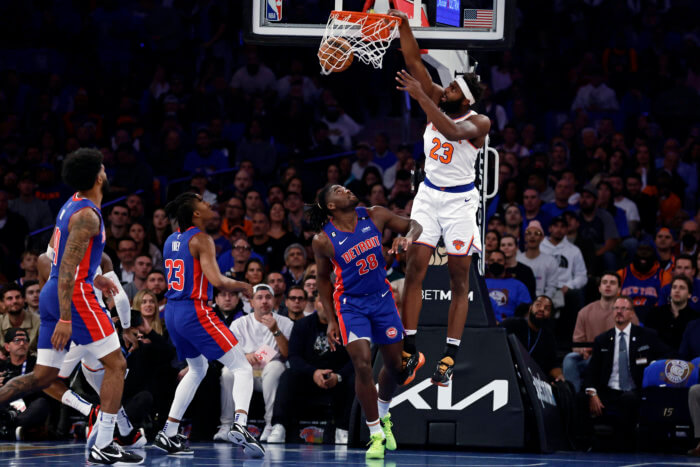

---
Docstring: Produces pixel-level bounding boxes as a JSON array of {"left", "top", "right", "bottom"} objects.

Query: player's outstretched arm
[
  {"left": 312, "top": 234, "right": 341, "bottom": 351},
  {"left": 54, "top": 208, "right": 101, "bottom": 351},
  {"left": 368, "top": 206, "right": 422, "bottom": 253},
  {"left": 388, "top": 9, "right": 443, "bottom": 103},
  {"left": 192, "top": 233, "right": 253, "bottom": 298}
]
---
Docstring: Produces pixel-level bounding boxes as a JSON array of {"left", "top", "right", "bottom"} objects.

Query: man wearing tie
[{"left": 584, "top": 296, "right": 672, "bottom": 449}]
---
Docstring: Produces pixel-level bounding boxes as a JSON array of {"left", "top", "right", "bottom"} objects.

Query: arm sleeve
[{"left": 102, "top": 271, "right": 131, "bottom": 328}]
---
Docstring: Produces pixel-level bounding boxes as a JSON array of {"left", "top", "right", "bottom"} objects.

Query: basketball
[{"left": 318, "top": 37, "right": 354, "bottom": 73}]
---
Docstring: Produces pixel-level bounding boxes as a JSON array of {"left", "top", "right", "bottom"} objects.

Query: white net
[{"left": 318, "top": 11, "right": 401, "bottom": 75}]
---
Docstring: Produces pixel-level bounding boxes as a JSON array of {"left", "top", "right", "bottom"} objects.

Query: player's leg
[
  {"left": 214, "top": 367, "right": 235, "bottom": 441},
  {"left": 377, "top": 340, "right": 403, "bottom": 451},
  {"left": 93, "top": 343, "right": 126, "bottom": 449},
  {"left": 49, "top": 345, "right": 94, "bottom": 418}
]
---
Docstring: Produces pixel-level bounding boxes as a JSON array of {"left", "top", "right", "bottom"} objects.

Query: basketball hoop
[{"left": 319, "top": 11, "right": 402, "bottom": 75}]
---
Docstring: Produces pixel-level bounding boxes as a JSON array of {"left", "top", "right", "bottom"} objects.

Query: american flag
[{"left": 463, "top": 9, "right": 494, "bottom": 28}]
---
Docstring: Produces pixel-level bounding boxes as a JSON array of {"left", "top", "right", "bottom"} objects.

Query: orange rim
[{"left": 330, "top": 10, "right": 402, "bottom": 27}]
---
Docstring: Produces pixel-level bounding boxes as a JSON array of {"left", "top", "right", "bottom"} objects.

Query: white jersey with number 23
[{"left": 422, "top": 110, "right": 480, "bottom": 187}]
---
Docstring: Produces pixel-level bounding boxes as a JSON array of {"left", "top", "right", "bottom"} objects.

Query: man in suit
[{"left": 584, "top": 296, "right": 672, "bottom": 450}]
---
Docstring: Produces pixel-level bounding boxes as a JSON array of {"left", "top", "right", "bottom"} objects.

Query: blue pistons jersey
[
  {"left": 323, "top": 206, "right": 387, "bottom": 297},
  {"left": 164, "top": 227, "right": 212, "bottom": 301}
]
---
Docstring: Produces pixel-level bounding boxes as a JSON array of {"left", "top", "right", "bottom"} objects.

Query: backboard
[{"left": 245, "top": 0, "right": 514, "bottom": 50}]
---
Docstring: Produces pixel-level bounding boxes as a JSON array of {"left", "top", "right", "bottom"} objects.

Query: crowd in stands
[{"left": 0, "top": 0, "right": 699, "bottom": 453}]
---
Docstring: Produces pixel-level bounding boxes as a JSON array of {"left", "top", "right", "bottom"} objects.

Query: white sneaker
[
  {"left": 266, "top": 424, "right": 286, "bottom": 444},
  {"left": 259, "top": 424, "right": 273, "bottom": 442},
  {"left": 213, "top": 425, "right": 229, "bottom": 442},
  {"left": 335, "top": 428, "right": 348, "bottom": 445}
]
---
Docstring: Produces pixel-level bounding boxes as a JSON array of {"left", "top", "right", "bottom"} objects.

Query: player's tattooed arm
[{"left": 58, "top": 209, "right": 101, "bottom": 321}]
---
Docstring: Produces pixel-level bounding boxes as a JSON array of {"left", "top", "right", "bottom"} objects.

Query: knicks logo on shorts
[
  {"left": 386, "top": 327, "right": 398, "bottom": 339},
  {"left": 452, "top": 240, "right": 465, "bottom": 251}
]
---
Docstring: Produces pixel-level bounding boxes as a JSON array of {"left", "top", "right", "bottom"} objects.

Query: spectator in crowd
[
  {"left": 654, "top": 227, "right": 675, "bottom": 271},
  {"left": 541, "top": 179, "right": 576, "bottom": 219},
  {"left": 0, "top": 191, "right": 29, "bottom": 281},
  {"left": 284, "top": 192, "right": 305, "bottom": 238},
  {"left": 250, "top": 212, "right": 285, "bottom": 273},
  {"left": 618, "top": 243, "right": 672, "bottom": 322},
  {"left": 625, "top": 173, "right": 657, "bottom": 236},
  {"left": 267, "top": 272, "right": 288, "bottom": 316},
  {"left": 677, "top": 221, "right": 699, "bottom": 256},
  {"left": 485, "top": 250, "right": 531, "bottom": 322},
  {"left": 218, "top": 238, "right": 262, "bottom": 281},
  {"left": 502, "top": 296, "right": 563, "bottom": 382},
  {"left": 204, "top": 209, "right": 231, "bottom": 258},
  {"left": 645, "top": 275, "right": 699, "bottom": 351},
  {"left": 516, "top": 221, "right": 559, "bottom": 300},
  {"left": 128, "top": 221, "right": 163, "bottom": 269},
  {"left": 22, "top": 280, "right": 40, "bottom": 316},
  {"left": 578, "top": 184, "right": 620, "bottom": 273},
  {"left": 302, "top": 275, "right": 317, "bottom": 316},
  {"left": 125, "top": 194, "right": 145, "bottom": 223},
  {"left": 123, "top": 255, "right": 153, "bottom": 302},
  {"left": 284, "top": 286, "right": 308, "bottom": 322},
  {"left": 221, "top": 196, "right": 253, "bottom": 239},
  {"left": 500, "top": 234, "right": 536, "bottom": 299},
  {"left": 563, "top": 272, "right": 637, "bottom": 393},
  {"left": 184, "top": 128, "right": 228, "bottom": 174},
  {"left": 8, "top": 174, "right": 52, "bottom": 244},
  {"left": 608, "top": 174, "right": 640, "bottom": 239},
  {"left": 0, "top": 329, "right": 50, "bottom": 440},
  {"left": 658, "top": 255, "right": 700, "bottom": 312},
  {"left": 218, "top": 284, "right": 294, "bottom": 442},
  {"left": 148, "top": 208, "right": 173, "bottom": 252},
  {"left": 115, "top": 238, "right": 138, "bottom": 284},
  {"left": 503, "top": 203, "right": 524, "bottom": 246},
  {"left": 145, "top": 270, "right": 168, "bottom": 311},
  {"left": 484, "top": 230, "right": 501, "bottom": 257},
  {"left": 540, "top": 216, "right": 588, "bottom": 312},
  {"left": 571, "top": 68, "right": 619, "bottom": 112},
  {"left": 105, "top": 203, "right": 130, "bottom": 258},
  {"left": 16, "top": 251, "right": 38, "bottom": 287},
  {"left": 319, "top": 91, "right": 362, "bottom": 151},
  {"left": 212, "top": 287, "right": 244, "bottom": 328},
  {"left": 0, "top": 284, "right": 39, "bottom": 353},
  {"left": 268, "top": 294, "right": 354, "bottom": 444},
  {"left": 190, "top": 172, "right": 217, "bottom": 207},
  {"left": 584, "top": 296, "right": 671, "bottom": 450},
  {"left": 132, "top": 289, "right": 166, "bottom": 337},
  {"left": 521, "top": 188, "right": 551, "bottom": 232},
  {"left": 679, "top": 316, "right": 700, "bottom": 362},
  {"left": 268, "top": 201, "right": 297, "bottom": 247},
  {"left": 282, "top": 243, "right": 307, "bottom": 289}
]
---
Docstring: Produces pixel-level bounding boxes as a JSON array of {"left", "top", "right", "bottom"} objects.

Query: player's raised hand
[
  {"left": 387, "top": 9, "right": 408, "bottom": 23},
  {"left": 237, "top": 281, "right": 254, "bottom": 299},
  {"left": 389, "top": 236, "right": 412, "bottom": 254},
  {"left": 326, "top": 320, "right": 342, "bottom": 351},
  {"left": 396, "top": 69, "right": 424, "bottom": 99},
  {"left": 51, "top": 321, "right": 72, "bottom": 351},
  {"left": 93, "top": 274, "right": 119, "bottom": 298}
]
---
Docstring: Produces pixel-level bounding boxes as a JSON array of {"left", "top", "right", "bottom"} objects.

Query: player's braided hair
[
  {"left": 165, "top": 192, "right": 199, "bottom": 231},
  {"left": 305, "top": 185, "right": 334, "bottom": 232}
]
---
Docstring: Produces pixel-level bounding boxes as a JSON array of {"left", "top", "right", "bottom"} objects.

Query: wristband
[
  {"left": 272, "top": 330, "right": 282, "bottom": 337},
  {"left": 335, "top": 373, "right": 343, "bottom": 383},
  {"left": 59, "top": 319, "right": 71, "bottom": 324}
]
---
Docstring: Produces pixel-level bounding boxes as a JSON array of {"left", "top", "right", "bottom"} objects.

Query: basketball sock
[
  {"left": 377, "top": 398, "right": 391, "bottom": 419},
  {"left": 234, "top": 412, "right": 248, "bottom": 427},
  {"left": 366, "top": 419, "right": 384, "bottom": 438},
  {"left": 95, "top": 411, "right": 118, "bottom": 449},
  {"left": 61, "top": 390, "right": 92, "bottom": 417},
  {"left": 403, "top": 330, "right": 417, "bottom": 355},
  {"left": 116, "top": 407, "right": 133, "bottom": 436},
  {"left": 443, "top": 342, "right": 460, "bottom": 360},
  {"left": 164, "top": 420, "right": 179, "bottom": 438}
]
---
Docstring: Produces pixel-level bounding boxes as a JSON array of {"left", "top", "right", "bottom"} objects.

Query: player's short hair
[
  {"left": 457, "top": 72, "right": 483, "bottom": 105},
  {"left": 62, "top": 148, "right": 103, "bottom": 191},
  {"left": 165, "top": 192, "right": 201, "bottom": 231}
]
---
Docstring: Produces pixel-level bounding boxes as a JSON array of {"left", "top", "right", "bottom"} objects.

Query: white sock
[
  {"left": 446, "top": 337, "right": 461, "bottom": 347},
  {"left": 168, "top": 356, "right": 208, "bottom": 422},
  {"left": 378, "top": 399, "right": 391, "bottom": 419},
  {"left": 117, "top": 407, "right": 133, "bottom": 436},
  {"left": 61, "top": 390, "right": 92, "bottom": 416},
  {"left": 366, "top": 419, "right": 384, "bottom": 437},
  {"left": 95, "top": 411, "right": 117, "bottom": 449},
  {"left": 234, "top": 412, "right": 248, "bottom": 427},
  {"left": 164, "top": 420, "right": 179, "bottom": 438},
  {"left": 404, "top": 329, "right": 417, "bottom": 336}
]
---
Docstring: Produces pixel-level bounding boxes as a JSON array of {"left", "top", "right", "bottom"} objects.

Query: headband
[{"left": 455, "top": 75, "right": 475, "bottom": 105}]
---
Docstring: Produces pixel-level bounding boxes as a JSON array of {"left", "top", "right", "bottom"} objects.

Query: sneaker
[
  {"left": 213, "top": 424, "right": 229, "bottom": 442},
  {"left": 86, "top": 405, "right": 100, "bottom": 449},
  {"left": 152, "top": 431, "right": 193, "bottom": 455},
  {"left": 266, "top": 424, "right": 285, "bottom": 444},
  {"left": 431, "top": 356, "right": 454, "bottom": 387},
  {"left": 114, "top": 427, "right": 147, "bottom": 449},
  {"left": 365, "top": 432, "right": 385, "bottom": 459},
  {"left": 380, "top": 413, "right": 396, "bottom": 451},
  {"left": 259, "top": 424, "right": 273, "bottom": 442},
  {"left": 14, "top": 426, "right": 23, "bottom": 441},
  {"left": 334, "top": 428, "right": 348, "bottom": 445},
  {"left": 227, "top": 423, "right": 265, "bottom": 458},
  {"left": 399, "top": 351, "right": 425, "bottom": 386},
  {"left": 87, "top": 441, "right": 143, "bottom": 465}
]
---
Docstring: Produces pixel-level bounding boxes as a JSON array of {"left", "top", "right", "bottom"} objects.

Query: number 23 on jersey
[
  {"left": 165, "top": 259, "right": 185, "bottom": 291},
  {"left": 429, "top": 137, "right": 454, "bottom": 164}
]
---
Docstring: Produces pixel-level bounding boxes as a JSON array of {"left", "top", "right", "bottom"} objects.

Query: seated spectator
[
  {"left": 250, "top": 212, "right": 285, "bottom": 272},
  {"left": 521, "top": 188, "right": 551, "bottom": 232},
  {"left": 500, "top": 234, "right": 536, "bottom": 299},
  {"left": 485, "top": 250, "right": 531, "bottom": 322},
  {"left": 302, "top": 275, "right": 317, "bottom": 316},
  {"left": 215, "top": 285, "right": 294, "bottom": 442},
  {"left": 16, "top": 251, "right": 38, "bottom": 287},
  {"left": 516, "top": 221, "right": 559, "bottom": 299},
  {"left": 541, "top": 179, "right": 576, "bottom": 219},
  {"left": 0, "top": 329, "right": 50, "bottom": 440},
  {"left": 8, "top": 173, "right": 53, "bottom": 241},
  {"left": 212, "top": 285, "right": 244, "bottom": 328},
  {"left": 285, "top": 286, "right": 308, "bottom": 321},
  {"left": 679, "top": 318, "right": 700, "bottom": 361},
  {"left": 645, "top": 275, "right": 699, "bottom": 351},
  {"left": 655, "top": 227, "right": 675, "bottom": 271},
  {"left": 282, "top": 243, "right": 307, "bottom": 290},
  {"left": 218, "top": 238, "right": 263, "bottom": 280},
  {"left": 145, "top": 270, "right": 168, "bottom": 312},
  {"left": 0, "top": 284, "right": 40, "bottom": 354},
  {"left": 205, "top": 209, "right": 231, "bottom": 258},
  {"left": 115, "top": 238, "right": 138, "bottom": 284},
  {"left": 540, "top": 216, "right": 587, "bottom": 312},
  {"left": 578, "top": 184, "right": 620, "bottom": 273},
  {"left": 0, "top": 190, "right": 29, "bottom": 280},
  {"left": 658, "top": 255, "right": 700, "bottom": 312},
  {"left": 584, "top": 297, "right": 672, "bottom": 450},
  {"left": 184, "top": 128, "right": 228, "bottom": 174},
  {"left": 123, "top": 255, "right": 153, "bottom": 302},
  {"left": 268, "top": 295, "right": 354, "bottom": 444},
  {"left": 133, "top": 289, "right": 166, "bottom": 337},
  {"left": 220, "top": 197, "right": 253, "bottom": 239},
  {"left": 128, "top": 221, "right": 163, "bottom": 270},
  {"left": 502, "top": 296, "right": 563, "bottom": 382},
  {"left": 267, "top": 272, "right": 288, "bottom": 316},
  {"left": 284, "top": 192, "right": 305, "bottom": 238},
  {"left": 503, "top": 203, "right": 524, "bottom": 246},
  {"left": 22, "top": 280, "right": 40, "bottom": 316},
  {"left": 618, "top": 243, "right": 672, "bottom": 322},
  {"left": 484, "top": 230, "right": 501, "bottom": 257}
]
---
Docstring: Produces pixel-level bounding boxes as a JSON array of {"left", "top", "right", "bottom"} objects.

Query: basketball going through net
[{"left": 318, "top": 11, "right": 402, "bottom": 75}]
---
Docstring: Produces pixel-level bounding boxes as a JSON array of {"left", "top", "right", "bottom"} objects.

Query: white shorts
[
  {"left": 58, "top": 342, "right": 105, "bottom": 378},
  {"left": 38, "top": 333, "right": 119, "bottom": 374},
  {"left": 410, "top": 183, "right": 482, "bottom": 256}
]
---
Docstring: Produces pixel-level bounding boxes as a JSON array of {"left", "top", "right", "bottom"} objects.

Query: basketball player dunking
[{"left": 390, "top": 9, "right": 491, "bottom": 387}]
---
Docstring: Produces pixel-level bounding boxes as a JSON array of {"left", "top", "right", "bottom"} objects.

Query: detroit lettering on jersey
[{"left": 340, "top": 235, "right": 380, "bottom": 264}]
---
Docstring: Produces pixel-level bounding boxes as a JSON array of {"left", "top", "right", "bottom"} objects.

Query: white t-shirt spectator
[
  {"left": 322, "top": 114, "right": 362, "bottom": 151},
  {"left": 571, "top": 83, "right": 619, "bottom": 112},
  {"left": 516, "top": 250, "right": 560, "bottom": 300},
  {"left": 230, "top": 313, "right": 294, "bottom": 362},
  {"left": 614, "top": 197, "right": 640, "bottom": 230},
  {"left": 230, "top": 64, "right": 277, "bottom": 95}
]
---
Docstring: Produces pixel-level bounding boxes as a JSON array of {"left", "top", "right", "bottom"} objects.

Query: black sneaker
[
  {"left": 114, "top": 427, "right": 147, "bottom": 449},
  {"left": 431, "top": 356, "right": 454, "bottom": 387},
  {"left": 227, "top": 423, "right": 265, "bottom": 458},
  {"left": 87, "top": 441, "right": 143, "bottom": 465},
  {"left": 152, "top": 431, "right": 193, "bottom": 455},
  {"left": 86, "top": 404, "right": 100, "bottom": 448},
  {"left": 398, "top": 351, "right": 425, "bottom": 386}
]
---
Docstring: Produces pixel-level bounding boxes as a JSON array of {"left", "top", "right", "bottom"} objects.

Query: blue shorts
[
  {"left": 165, "top": 299, "right": 238, "bottom": 361},
  {"left": 335, "top": 285, "right": 404, "bottom": 346}
]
